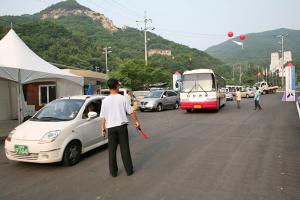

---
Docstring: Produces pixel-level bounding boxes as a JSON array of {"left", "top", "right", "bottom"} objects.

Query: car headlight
[
  {"left": 38, "top": 130, "right": 61, "bottom": 144},
  {"left": 6, "top": 129, "right": 15, "bottom": 142},
  {"left": 146, "top": 101, "right": 153, "bottom": 106}
]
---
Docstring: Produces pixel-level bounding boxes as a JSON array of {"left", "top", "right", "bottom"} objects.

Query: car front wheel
[
  {"left": 63, "top": 141, "right": 81, "bottom": 166},
  {"left": 156, "top": 104, "right": 163, "bottom": 112}
]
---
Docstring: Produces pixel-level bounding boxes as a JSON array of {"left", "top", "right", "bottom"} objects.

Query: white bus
[{"left": 180, "top": 69, "right": 226, "bottom": 112}]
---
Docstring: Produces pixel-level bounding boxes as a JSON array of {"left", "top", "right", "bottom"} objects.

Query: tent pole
[{"left": 18, "top": 69, "right": 23, "bottom": 124}]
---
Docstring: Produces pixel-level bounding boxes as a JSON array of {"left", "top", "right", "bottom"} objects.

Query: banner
[
  {"left": 285, "top": 63, "right": 296, "bottom": 101},
  {"left": 173, "top": 71, "right": 181, "bottom": 91}
]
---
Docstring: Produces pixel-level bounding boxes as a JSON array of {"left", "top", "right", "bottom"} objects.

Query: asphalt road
[{"left": 1, "top": 93, "right": 300, "bottom": 200}]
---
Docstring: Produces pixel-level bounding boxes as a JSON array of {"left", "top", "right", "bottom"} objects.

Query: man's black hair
[{"left": 107, "top": 78, "right": 119, "bottom": 90}]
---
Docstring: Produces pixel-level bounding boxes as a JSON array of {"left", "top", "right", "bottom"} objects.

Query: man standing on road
[
  {"left": 254, "top": 86, "right": 262, "bottom": 110},
  {"left": 236, "top": 88, "right": 242, "bottom": 109},
  {"left": 100, "top": 78, "right": 141, "bottom": 177}
]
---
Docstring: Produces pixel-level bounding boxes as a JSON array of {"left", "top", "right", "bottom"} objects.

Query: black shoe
[
  {"left": 111, "top": 174, "right": 118, "bottom": 177},
  {"left": 127, "top": 170, "right": 134, "bottom": 176},
  {"left": 110, "top": 171, "right": 118, "bottom": 177}
]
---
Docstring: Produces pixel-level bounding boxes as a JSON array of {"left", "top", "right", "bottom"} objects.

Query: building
[
  {"left": 148, "top": 49, "right": 172, "bottom": 57},
  {"left": 269, "top": 51, "right": 292, "bottom": 77},
  {"left": 63, "top": 68, "right": 109, "bottom": 94}
]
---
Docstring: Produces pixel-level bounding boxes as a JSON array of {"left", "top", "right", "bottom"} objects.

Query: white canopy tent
[{"left": 0, "top": 29, "right": 84, "bottom": 123}]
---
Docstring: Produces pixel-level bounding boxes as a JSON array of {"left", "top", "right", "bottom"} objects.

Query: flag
[{"left": 232, "top": 40, "right": 244, "bottom": 48}]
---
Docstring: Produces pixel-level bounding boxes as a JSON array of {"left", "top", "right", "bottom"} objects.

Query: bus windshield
[{"left": 182, "top": 73, "right": 214, "bottom": 92}]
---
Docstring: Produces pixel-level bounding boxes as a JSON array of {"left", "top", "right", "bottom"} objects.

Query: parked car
[
  {"left": 226, "top": 90, "right": 233, "bottom": 101},
  {"left": 5, "top": 95, "right": 107, "bottom": 166},
  {"left": 138, "top": 90, "right": 180, "bottom": 112},
  {"left": 241, "top": 88, "right": 255, "bottom": 98},
  {"left": 133, "top": 91, "right": 150, "bottom": 102},
  {"left": 100, "top": 88, "right": 132, "bottom": 96}
]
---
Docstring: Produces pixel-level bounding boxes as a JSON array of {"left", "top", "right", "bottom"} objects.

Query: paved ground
[{"left": 1, "top": 93, "right": 300, "bottom": 200}]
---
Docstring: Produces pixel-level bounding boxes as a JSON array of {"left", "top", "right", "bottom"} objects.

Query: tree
[{"left": 109, "top": 60, "right": 171, "bottom": 90}]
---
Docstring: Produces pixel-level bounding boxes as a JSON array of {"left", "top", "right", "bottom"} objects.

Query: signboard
[
  {"left": 173, "top": 71, "right": 182, "bottom": 91},
  {"left": 284, "top": 63, "right": 296, "bottom": 101}
]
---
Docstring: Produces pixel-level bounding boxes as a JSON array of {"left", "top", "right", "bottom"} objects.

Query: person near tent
[{"left": 100, "top": 78, "right": 141, "bottom": 177}]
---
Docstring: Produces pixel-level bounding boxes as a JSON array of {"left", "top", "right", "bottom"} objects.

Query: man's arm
[
  {"left": 100, "top": 117, "right": 106, "bottom": 137},
  {"left": 130, "top": 111, "right": 141, "bottom": 129}
]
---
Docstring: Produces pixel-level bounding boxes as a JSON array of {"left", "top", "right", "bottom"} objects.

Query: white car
[{"left": 5, "top": 95, "right": 107, "bottom": 166}]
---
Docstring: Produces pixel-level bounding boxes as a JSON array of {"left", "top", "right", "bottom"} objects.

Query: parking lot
[{"left": 1, "top": 93, "right": 300, "bottom": 200}]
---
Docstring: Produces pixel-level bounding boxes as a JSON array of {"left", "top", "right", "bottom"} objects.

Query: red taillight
[{"left": 6, "top": 136, "right": 11, "bottom": 142}]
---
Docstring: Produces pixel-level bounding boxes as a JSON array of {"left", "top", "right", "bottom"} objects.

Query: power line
[
  {"left": 155, "top": 28, "right": 226, "bottom": 38},
  {"left": 84, "top": 0, "right": 138, "bottom": 22},
  {"left": 103, "top": 0, "right": 142, "bottom": 18}
]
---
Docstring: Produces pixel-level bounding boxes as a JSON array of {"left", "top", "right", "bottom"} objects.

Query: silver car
[{"left": 138, "top": 90, "right": 180, "bottom": 112}]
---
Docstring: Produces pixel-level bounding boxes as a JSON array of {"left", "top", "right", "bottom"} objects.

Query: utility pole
[
  {"left": 137, "top": 11, "right": 154, "bottom": 65},
  {"left": 257, "top": 65, "right": 260, "bottom": 82},
  {"left": 277, "top": 33, "right": 288, "bottom": 88},
  {"left": 103, "top": 46, "right": 112, "bottom": 74},
  {"left": 239, "top": 65, "right": 242, "bottom": 85},
  {"left": 232, "top": 64, "right": 235, "bottom": 82}
]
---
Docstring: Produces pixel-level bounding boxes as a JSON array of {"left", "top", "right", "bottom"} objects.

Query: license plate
[
  {"left": 15, "top": 145, "right": 29, "bottom": 155},
  {"left": 194, "top": 105, "right": 202, "bottom": 109}
]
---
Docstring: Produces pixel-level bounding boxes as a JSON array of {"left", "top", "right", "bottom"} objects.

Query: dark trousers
[
  {"left": 254, "top": 100, "right": 262, "bottom": 110},
  {"left": 107, "top": 124, "right": 133, "bottom": 176}
]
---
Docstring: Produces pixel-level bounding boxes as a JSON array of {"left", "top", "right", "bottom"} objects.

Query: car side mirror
[
  {"left": 87, "top": 111, "right": 98, "bottom": 120},
  {"left": 162, "top": 95, "right": 166, "bottom": 98}
]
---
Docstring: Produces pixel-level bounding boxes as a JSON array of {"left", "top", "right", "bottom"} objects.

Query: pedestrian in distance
[
  {"left": 236, "top": 88, "right": 241, "bottom": 109},
  {"left": 100, "top": 78, "right": 141, "bottom": 177},
  {"left": 254, "top": 86, "right": 262, "bottom": 110}
]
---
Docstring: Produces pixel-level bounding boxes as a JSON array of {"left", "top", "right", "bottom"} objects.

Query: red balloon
[
  {"left": 239, "top": 34, "right": 246, "bottom": 40},
  {"left": 227, "top": 32, "right": 234, "bottom": 37}
]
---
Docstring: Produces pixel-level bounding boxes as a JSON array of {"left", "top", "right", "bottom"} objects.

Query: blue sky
[{"left": 1, "top": 0, "right": 300, "bottom": 50}]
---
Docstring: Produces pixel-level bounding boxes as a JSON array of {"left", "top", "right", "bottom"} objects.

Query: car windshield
[
  {"left": 182, "top": 73, "right": 214, "bottom": 92},
  {"left": 101, "top": 90, "right": 125, "bottom": 96},
  {"left": 100, "top": 90, "right": 110, "bottom": 96},
  {"left": 145, "top": 91, "right": 163, "bottom": 98},
  {"left": 31, "top": 99, "right": 85, "bottom": 121}
]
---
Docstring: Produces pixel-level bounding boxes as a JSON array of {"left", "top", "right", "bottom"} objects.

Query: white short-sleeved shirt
[{"left": 100, "top": 94, "right": 134, "bottom": 128}]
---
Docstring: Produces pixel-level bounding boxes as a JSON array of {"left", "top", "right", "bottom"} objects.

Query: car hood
[
  {"left": 141, "top": 98, "right": 160, "bottom": 103},
  {"left": 11, "top": 120, "right": 74, "bottom": 141}
]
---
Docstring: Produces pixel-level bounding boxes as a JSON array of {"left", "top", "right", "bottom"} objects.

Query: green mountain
[
  {"left": 205, "top": 28, "right": 300, "bottom": 66},
  {"left": 0, "top": 0, "right": 223, "bottom": 75}
]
